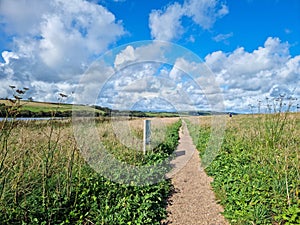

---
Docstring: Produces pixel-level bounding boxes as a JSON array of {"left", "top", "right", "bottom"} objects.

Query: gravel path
[{"left": 163, "top": 121, "right": 229, "bottom": 225}]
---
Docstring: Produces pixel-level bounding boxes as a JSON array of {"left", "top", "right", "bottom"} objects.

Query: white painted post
[{"left": 143, "top": 119, "right": 151, "bottom": 154}]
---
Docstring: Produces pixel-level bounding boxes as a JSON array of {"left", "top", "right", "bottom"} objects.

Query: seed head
[
  {"left": 59, "top": 93, "right": 68, "bottom": 98},
  {"left": 14, "top": 95, "right": 22, "bottom": 100},
  {"left": 16, "top": 89, "right": 25, "bottom": 94}
]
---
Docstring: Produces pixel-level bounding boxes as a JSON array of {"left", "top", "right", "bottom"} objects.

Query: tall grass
[
  {"left": 187, "top": 106, "right": 299, "bottom": 224},
  {"left": 0, "top": 98, "right": 181, "bottom": 225}
]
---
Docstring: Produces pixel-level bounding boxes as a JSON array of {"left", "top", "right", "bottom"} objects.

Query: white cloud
[
  {"left": 0, "top": 0, "right": 51, "bottom": 35},
  {"left": 38, "top": 0, "right": 125, "bottom": 71},
  {"left": 149, "top": 0, "right": 229, "bottom": 41},
  {"left": 57, "top": 36, "right": 300, "bottom": 113},
  {"left": 30, "top": 81, "right": 77, "bottom": 102},
  {"left": 183, "top": 0, "right": 228, "bottom": 29},
  {"left": 205, "top": 37, "right": 299, "bottom": 112},
  {"left": 109, "top": 41, "right": 226, "bottom": 111},
  {"left": 97, "top": 49, "right": 218, "bottom": 111},
  {"left": 107, "top": 35, "right": 299, "bottom": 113},
  {"left": 1, "top": 51, "right": 19, "bottom": 64},
  {"left": 206, "top": 37, "right": 291, "bottom": 77},
  {"left": 0, "top": 0, "right": 125, "bottom": 101},
  {"left": 72, "top": 35, "right": 300, "bottom": 113},
  {"left": 1, "top": 0, "right": 299, "bottom": 116},
  {"left": 149, "top": 2, "right": 184, "bottom": 41},
  {"left": 114, "top": 46, "right": 136, "bottom": 68},
  {"left": 213, "top": 32, "right": 233, "bottom": 43},
  {"left": 74, "top": 60, "right": 115, "bottom": 105},
  {"left": 113, "top": 42, "right": 169, "bottom": 69},
  {"left": 278, "top": 55, "right": 300, "bottom": 82}
]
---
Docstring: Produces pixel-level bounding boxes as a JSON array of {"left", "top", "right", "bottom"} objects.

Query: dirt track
[{"left": 163, "top": 121, "right": 229, "bottom": 225}]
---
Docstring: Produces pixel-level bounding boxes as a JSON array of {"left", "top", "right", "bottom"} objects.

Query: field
[
  {"left": 0, "top": 99, "right": 106, "bottom": 116},
  {"left": 0, "top": 99, "right": 182, "bottom": 118},
  {"left": 0, "top": 114, "right": 181, "bottom": 224},
  {"left": 1, "top": 96, "right": 299, "bottom": 224},
  {"left": 186, "top": 113, "right": 300, "bottom": 225}
]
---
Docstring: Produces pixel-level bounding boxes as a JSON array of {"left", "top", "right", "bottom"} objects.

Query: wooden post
[{"left": 143, "top": 120, "right": 151, "bottom": 154}]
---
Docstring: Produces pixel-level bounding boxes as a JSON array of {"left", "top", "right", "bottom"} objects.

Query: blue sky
[
  {"left": 103, "top": 0, "right": 300, "bottom": 57},
  {"left": 0, "top": 0, "right": 299, "bottom": 113}
]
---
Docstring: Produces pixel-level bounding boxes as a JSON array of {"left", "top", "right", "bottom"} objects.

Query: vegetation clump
[
  {"left": 0, "top": 86, "right": 182, "bottom": 224},
  {"left": 187, "top": 96, "right": 299, "bottom": 225}
]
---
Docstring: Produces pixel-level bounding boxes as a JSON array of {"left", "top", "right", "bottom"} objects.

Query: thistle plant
[
  {"left": 40, "top": 92, "right": 69, "bottom": 217},
  {"left": 253, "top": 94, "right": 299, "bottom": 209},
  {"left": 260, "top": 94, "right": 297, "bottom": 149},
  {"left": 0, "top": 85, "right": 29, "bottom": 201}
]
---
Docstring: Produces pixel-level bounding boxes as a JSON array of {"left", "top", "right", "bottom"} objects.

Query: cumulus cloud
[
  {"left": 205, "top": 37, "right": 299, "bottom": 112},
  {"left": 97, "top": 45, "right": 218, "bottom": 111},
  {"left": 149, "top": 2, "right": 184, "bottom": 41},
  {"left": 0, "top": 0, "right": 51, "bottom": 35},
  {"left": 38, "top": 0, "right": 125, "bottom": 69},
  {"left": 66, "top": 35, "right": 300, "bottom": 113},
  {"left": 103, "top": 37, "right": 298, "bottom": 113},
  {"left": 34, "top": 33, "right": 298, "bottom": 113},
  {"left": 0, "top": 0, "right": 125, "bottom": 101},
  {"left": 1, "top": 0, "right": 299, "bottom": 115},
  {"left": 114, "top": 41, "right": 168, "bottom": 69},
  {"left": 149, "top": 0, "right": 229, "bottom": 41},
  {"left": 183, "top": 0, "right": 228, "bottom": 29},
  {"left": 114, "top": 46, "right": 136, "bottom": 68}
]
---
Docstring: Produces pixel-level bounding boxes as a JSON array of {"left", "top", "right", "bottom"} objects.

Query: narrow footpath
[{"left": 163, "top": 121, "right": 229, "bottom": 225}]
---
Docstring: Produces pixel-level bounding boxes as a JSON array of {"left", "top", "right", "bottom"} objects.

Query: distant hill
[
  {"left": 0, "top": 100, "right": 106, "bottom": 117},
  {"left": 0, "top": 99, "right": 236, "bottom": 118}
]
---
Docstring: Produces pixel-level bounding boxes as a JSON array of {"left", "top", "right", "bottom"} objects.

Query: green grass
[
  {"left": 186, "top": 113, "right": 300, "bottom": 225},
  {"left": 0, "top": 99, "right": 106, "bottom": 115},
  {"left": 0, "top": 116, "right": 181, "bottom": 224},
  {"left": 144, "top": 112, "right": 179, "bottom": 117}
]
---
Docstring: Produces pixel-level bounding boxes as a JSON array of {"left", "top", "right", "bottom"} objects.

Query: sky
[{"left": 0, "top": 0, "right": 299, "bottom": 113}]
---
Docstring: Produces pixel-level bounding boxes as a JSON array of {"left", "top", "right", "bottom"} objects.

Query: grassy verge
[
  {"left": 0, "top": 117, "right": 181, "bottom": 224},
  {"left": 186, "top": 113, "right": 300, "bottom": 225}
]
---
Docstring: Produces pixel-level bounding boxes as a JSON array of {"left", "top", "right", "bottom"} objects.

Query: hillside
[{"left": 0, "top": 100, "right": 106, "bottom": 117}]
